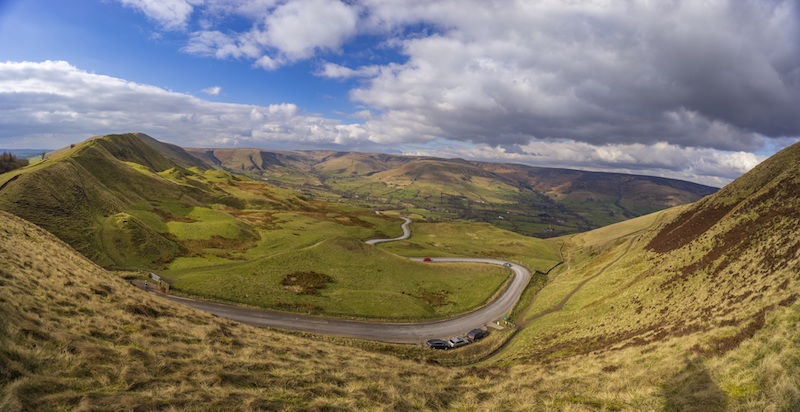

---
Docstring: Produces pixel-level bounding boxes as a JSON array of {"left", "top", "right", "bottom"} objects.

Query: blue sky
[{"left": 1, "top": 0, "right": 798, "bottom": 186}]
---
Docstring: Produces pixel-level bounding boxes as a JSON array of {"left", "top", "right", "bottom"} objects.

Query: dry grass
[{"left": 0, "top": 210, "right": 467, "bottom": 411}]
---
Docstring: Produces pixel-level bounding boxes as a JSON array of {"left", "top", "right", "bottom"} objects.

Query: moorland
[{"left": 1, "top": 133, "right": 798, "bottom": 410}]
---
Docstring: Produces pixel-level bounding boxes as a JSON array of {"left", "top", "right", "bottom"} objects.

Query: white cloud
[
  {"left": 0, "top": 61, "right": 363, "bottom": 149},
  {"left": 126, "top": 0, "right": 799, "bottom": 152},
  {"left": 1, "top": 60, "right": 789, "bottom": 185},
  {"left": 350, "top": 0, "right": 800, "bottom": 152},
  {"left": 317, "top": 62, "right": 381, "bottom": 79},
  {"left": 182, "top": 0, "right": 359, "bottom": 69},
  {"left": 117, "top": 0, "right": 201, "bottom": 30},
  {"left": 202, "top": 85, "right": 221, "bottom": 95},
  {"left": 263, "top": 0, "right": 359, "bottom": 60}
]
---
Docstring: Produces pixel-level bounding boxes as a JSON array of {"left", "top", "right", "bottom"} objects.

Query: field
[
  {"left": 165, "top": 236, "right": 510, "bottom": 320},
  {"left": 375, "top": 220, "right": 562, "bottom": 274}
]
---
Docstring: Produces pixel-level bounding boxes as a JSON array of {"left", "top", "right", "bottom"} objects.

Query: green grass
[
  {"left": 376, "top": 220, "right": 562, "bottom": 273},
  {"left": 166, "top": 237, "right": 511, "bottom": 320},
  {"left": 166, "top": 206, "right": 254, "bottom": 240}
]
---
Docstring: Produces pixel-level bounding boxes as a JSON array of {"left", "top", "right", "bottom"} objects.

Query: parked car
[
  {"left": 425, "top": 339, "right": 449, "bottom": 350},
  {"left": 466, "top": 328, "right": 489, "bottom": 341},
  {"left": 448, "top": 336, "right": 471, "bottom": 349}
]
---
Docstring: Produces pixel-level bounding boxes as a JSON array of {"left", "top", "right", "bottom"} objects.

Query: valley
[
  {"left": 190, "top": 147, "right": 717, "bottom": 237},
  {"left": 1, "top": 133, "right": 798, "bottom": 410}
]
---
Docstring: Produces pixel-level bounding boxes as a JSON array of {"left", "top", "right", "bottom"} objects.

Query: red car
[{"left": 423, "top": 257, "right": 432, "bottom": 262}]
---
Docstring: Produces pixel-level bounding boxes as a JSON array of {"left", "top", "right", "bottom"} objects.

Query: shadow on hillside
[{"left": 662, "top": 360, "right": 727, "bottom": 412}]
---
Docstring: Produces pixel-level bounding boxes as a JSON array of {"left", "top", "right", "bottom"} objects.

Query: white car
[{"left": 448, "top": 336, "right": 470, "bottom": 349}]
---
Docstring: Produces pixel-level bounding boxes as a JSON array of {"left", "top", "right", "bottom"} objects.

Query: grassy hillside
[
  {"left": 376, "top": 220, "right": 562, "bottom": 272},
  {"left": 2, "top": 142, "right": 800, "bottom": 410},
  {"left": 495, "top": 142, "right": 800, "bottom": 409},
  {"left": 194, "top": 148, "right": 717, "bottom": 237},
  {"left": 0, "top": 133, "right": 301, "bottom": 268},
  {"left": 0, "top": 134, "right": 524, "bottom": 320},
  {"left": 0, "top": 210, "right": 471, "bottom": 411}
]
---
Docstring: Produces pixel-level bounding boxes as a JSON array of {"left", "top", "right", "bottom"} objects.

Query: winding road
[{"left": 156, "top": 217, "right": 530, "bottom": 344}]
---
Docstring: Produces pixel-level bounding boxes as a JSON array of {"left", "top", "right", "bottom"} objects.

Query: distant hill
[
  {"left": 0, "top": 149, "right": 49, "bottom": 160},
  {"left": 190, "top": 148, "right": 718, "bottom": 236},
  {"left": 0, "top": 133, "right": 305, "bottom": 268}
]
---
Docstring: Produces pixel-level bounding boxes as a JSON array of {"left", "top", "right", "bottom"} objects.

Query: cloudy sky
[{"left": 1, "top": 0, "right": 798, "bottom": 186}]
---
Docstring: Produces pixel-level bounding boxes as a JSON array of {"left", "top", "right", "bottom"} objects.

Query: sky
[{"left": 0, "top": 0, "right": 798, "bottom": 187}]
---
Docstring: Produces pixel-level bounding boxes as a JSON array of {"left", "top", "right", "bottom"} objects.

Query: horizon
[
  {"left": 0, "top": 133, "right": 725, "bottom": 189},
  {"left": 1, "top": 0, "right": 798, "bottom": 187}
]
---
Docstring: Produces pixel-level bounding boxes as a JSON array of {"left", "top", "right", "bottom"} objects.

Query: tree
[{"left": 0, "top": 152, "right": 29, "bottom": 174}]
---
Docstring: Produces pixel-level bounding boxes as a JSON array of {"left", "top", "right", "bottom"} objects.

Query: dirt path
[
  {"left": 518, "top": 235, "right": 639, "bottom": 327},
  {"left": 515, "top": 213, "right": 663, "bottom": 327}
]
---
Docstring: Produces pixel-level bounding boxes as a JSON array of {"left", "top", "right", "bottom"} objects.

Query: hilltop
[
  {"left": 0, "top": 133, "right": 313, "bottom": 268},
  {"left": 190, "top": 147, "right": 717, "bottom": 237}
]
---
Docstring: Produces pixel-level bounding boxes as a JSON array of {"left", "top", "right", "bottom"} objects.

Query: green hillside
[
  {"left": 0, "top": 133, "right": 533, "bottom": 320},
  {"left": 1, "top": 141, "right": 799, "bottom": 410},
  {"left": 192, "top": 148, "right": 717, "bottom": 237},
  {"left": 0, "top": 133, "right": 309, "bottom": 268},
  {"left": 494, "top": 141, "right": 800, "bottom": 409}
]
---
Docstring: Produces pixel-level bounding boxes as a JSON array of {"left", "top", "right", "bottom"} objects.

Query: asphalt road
[
  {"left": 364, "top": 217, "right": 412, "bottom": 245},
  {"left": 157, "top": 218, "right": 530, "bottom": 344}
]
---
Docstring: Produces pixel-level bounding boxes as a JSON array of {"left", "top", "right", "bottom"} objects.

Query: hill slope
[
  {"left": 500, "top": 142, "right": 800, "bottom": 409},
  {"left": 0, "top": 210, "right": 467, "bottom": 411},
  {"left": 192, "top": 148, "right": 717, "bottom": 236},
  {"left": 0, "top": 133, "right": 303, "bottom": 268}
]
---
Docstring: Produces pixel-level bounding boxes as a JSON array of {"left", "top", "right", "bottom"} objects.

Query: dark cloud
[{"left": 351, "top": 0, "right": 799, "bottom": 151}]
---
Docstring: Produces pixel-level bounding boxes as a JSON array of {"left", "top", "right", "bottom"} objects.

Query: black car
[
  {"left": 466, "top": 328, "right": 489, "bottom": 341},
  {"left": 425, "top": 339, "right": 450, "bottom": 350}
]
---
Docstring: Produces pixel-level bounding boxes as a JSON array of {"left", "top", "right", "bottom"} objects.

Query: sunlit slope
[
  {"left": 497, "top": 142, "right": 800, "bottom": 409},
  {"left": 0, "top": 133, "right": 304, "bottom": 268},
  {"left": 376, "top": 220, "right": 562, "bottom": 273}
]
